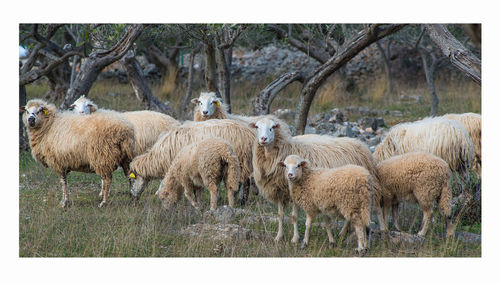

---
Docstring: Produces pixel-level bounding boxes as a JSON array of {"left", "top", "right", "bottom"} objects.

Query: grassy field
[{"left": 20, "top": 74, "right": 481, "bottom": 257}]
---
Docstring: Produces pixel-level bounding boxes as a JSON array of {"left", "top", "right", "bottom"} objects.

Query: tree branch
[
  {"left": 424, "top": 24, "right": 481, "bottom": 84},
  {"left": 19, "top": 51, "right": 83, "bottom": 86}
]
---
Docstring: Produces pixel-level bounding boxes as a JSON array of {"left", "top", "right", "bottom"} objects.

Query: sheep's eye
[{"left": 297, "top": 164, "right": 301, "bottom": 168}]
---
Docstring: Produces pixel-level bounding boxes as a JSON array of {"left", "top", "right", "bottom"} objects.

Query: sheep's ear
[
  {"left": 299, "top": 161, "right": 308, "bottom": 168},
  {"left": 191, "top": 98, "right": 199, "bottom": 105},
  {"left": 272, "top": 123, "right": 280, "bottom": 129},
  {"left": 69, "top": 104, "right": 76, "bottom": 110},
  {"left": 19, "top": 106, "right": 26, "bottom": 113},
  {"left": 278, "top": 161, "right": 286, "bottom": 168},
  {"left": 215, "top": 98, "right": 222, "bottom": 107},
  {"left": 249, "top": 122, "right": 257, "bottom": 129},
  {"left": 89, "top": 103, "right": 98, "bottom": 113}
]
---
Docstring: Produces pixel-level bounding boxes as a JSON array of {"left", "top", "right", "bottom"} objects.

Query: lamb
[
  {"left": 157, "top": 138, "right": 241, "bottom": 211},
  {"left": 442, "top": 113, "right": 481, "bottom": 175},
  {"left": 191, "top": 91, "right": 256, "bottom": 124},
  {"left": 373, "top": 117, "right": 475, "bottom": 174},
  {"left": 279, "top": 155, "right": 372, "bottom": 253},
  {"left": 377, "top": 152, "right": 455, "bottom": 238},
  {"left": 250, "top": 116, "right": 389, "bottom": 243},
  {"left": 21, "top": 99, "right": 135, "bottom": 208},
  {"left": 70, "top": 95, "right": 180, "bottom": 155},
  {"left": 129, "top": 119, "right": 255, "bottom": 204}
]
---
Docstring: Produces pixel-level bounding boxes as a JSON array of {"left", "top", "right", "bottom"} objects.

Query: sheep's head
[
  {"left": 191, "top": 92, "right": 221, "bottom": 118},
  {"left": 70, "top": 95, "right": 98, "bottom": 115},
  {"left": 21, "top": 99, "right": 55, "bottom": 129},
  {"left": 278, "top": 155, "right": 308, "bottom": 182},
  {"left": 250, "top": 117, "right": 280, "bottom": 146}
]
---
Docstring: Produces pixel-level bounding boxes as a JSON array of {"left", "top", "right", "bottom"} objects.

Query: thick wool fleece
[
  {"left": 373, "top": 117, "right": 475, "bottom": 174},
  {"left": 158, "top": 138, "right": 241, "bottom": 210}
]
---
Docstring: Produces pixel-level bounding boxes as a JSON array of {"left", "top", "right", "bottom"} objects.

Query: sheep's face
[
  {"left": 70, "top": 96, "right": 97, "bottom": 115},
  {"left": 191, "top": 92, "right": 220, "bottom": 118},
  {"left": 22, "top": 105, "right": 49, "bottom": 129},
  {"left": 250, "top": 118, "right": 280, "bottom": 146},
  {"left": 278, "top": 155, "right": 307, "bottom": 182}
]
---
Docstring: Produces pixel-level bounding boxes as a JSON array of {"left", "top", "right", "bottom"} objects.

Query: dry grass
[{"left": 19, "top": 151, "right": 480, "bottom": 257}]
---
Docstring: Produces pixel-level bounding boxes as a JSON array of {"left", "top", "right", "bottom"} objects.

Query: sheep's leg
[
  {"left": 338, "top": 219, "right": 350, "bottom": 241},
  {"left": 417, "top": 209, "right": 433, "bottom": 237},
  {"left": 392, "top": 203, "right": 401, "bottom": 231},
  {"left": 275, "top": 202, "right": 285, "bottom": 242},
  {"left": 98, "top": 177, "right": 112, "bottom": 208},
  {"left": 291, "top": 203, "right": 300, "bottom": 244},
  {"left": 375, "top": 205, "right": 387, "bottom": 232},
  {"left": 207, "top": 182, "right": 218, "bottom": 211},
  {"left": 59, "top": 173, "right": 69, "bottom": 208},
  {"left": 183, "top": 185, "right": 201, "bottom": 210},
  {"left": 194, "top": 187, "right": 203, "bottom": 206},
  {"left": 300, "top": 214, "right": 313, "bottom": 249},
  {"left": 227, "top": 187, "right": 234, "bottom": 208},
  {"left": 354, "top": 222, "right": 367, "bottom": 255},
  {"left": 323, "top": 215, "right": 335, "bottom": 248}
]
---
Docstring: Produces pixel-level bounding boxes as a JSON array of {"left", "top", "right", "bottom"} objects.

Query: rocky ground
[{"left": 174, "top": 206, "right": 481, "bottom": 245}]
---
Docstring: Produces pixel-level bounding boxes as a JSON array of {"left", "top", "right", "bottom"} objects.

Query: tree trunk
[
  {"left": 43, "top": 60, "right": 70, "bottom": 103},
  {"left": 60, "top": 24, "right": 146, "bottom": 109},
  {"left": 19, "top": 84, "right": 29, "bottom": 151},
  {"left": 215, "top": 37, "right": 232, "bottom": 113},
  {"left": 121, "top": 51, "right": 175, "bottom": 117},
  {"left": 204, "top": 40, "right": 219, "bottom": 96},
  {"left": 252, "top": 71, "right": 305, "bottom": 115},
  {"left": 293, "top": 24, "right": 406, "bottom": 135},
  {"left": 179, "top": 48, "right": 197, "bottom": 118},
  {"left": 419, "top": 52, "right": 440, "bottom": 117},
  {"left": 375, "top": 40, "right": 394, "bottom": 94},
  {"left": 424, "top": 24, "right": 481, "bottom": 85}
]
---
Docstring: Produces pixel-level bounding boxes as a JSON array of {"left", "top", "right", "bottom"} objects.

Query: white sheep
[
  {"left": 377, "top": 152, "right": 455, "bottom": 238},
  {"left": 250, "top": 116, "right": 388, "bottom": 243},
  {"left": 191, "top": 91, "right": 256, "bottom": 124},
  {"left": 157, "top": 138, "right": 241, "bottom": 211},
  {"left": 373, "top": 117, "right": 475, "bottom": 174},
  {"left": 70, "top": 95, "right": 180, "bottom": 155},
  {"left": 21, "top": 99, "right": 135, "bottom": 207},
  {"left": 129, "top": 119, "right": 255, "bottom": 204},
  {"left": 279, "top": 155, "right": 372, "bottom": 253},
  {"left": 442, "top": 113, "right": 481, "bottom": 175}
]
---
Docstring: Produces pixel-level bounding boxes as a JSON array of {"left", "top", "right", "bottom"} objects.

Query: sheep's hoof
[
  {"left": 59, "top": 200, "right": 69, "bottom": 208},
  {"left": 98, "top": 201, "right": 107, "bottom": 208},
  {"left": 328, "top": 242, "right": 335, "bottom": 249},
  {"left": 356, "top": 248, "right": 368, "bottom": 257},
  {"left": 274, "top": 234, "right": 284, "bottom": 242},
  {"left": 300, "top": 242, "right": 308, "bottom": 249}
]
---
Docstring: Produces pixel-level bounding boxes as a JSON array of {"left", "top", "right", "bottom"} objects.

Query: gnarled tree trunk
[
  {"left": 179, "top": 48, "right": 197, "bottom": 118},
  {"left": 60, "top": 24, "right": 146, "bottom": 109},
  {"left": 293, "top": 24, "right": 406, "bottom": 135},
  {"left": 121, "top": 51, "right": 175, "bottom": 116},
  {"left": 424, "top": 24, "right": 481, "bottom": 85},
  {"left": 252, "top": 71, "right": 305, "bottom": 115}
]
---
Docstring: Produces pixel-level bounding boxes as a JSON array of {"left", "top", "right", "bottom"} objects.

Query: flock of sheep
[{"left": 21, "top": 91, "right": 481, "bottom": 254}]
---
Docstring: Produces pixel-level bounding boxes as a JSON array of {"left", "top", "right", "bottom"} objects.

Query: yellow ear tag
[
  {"left": 129, "top": 173, "right": 136, "bottom": 179},
  {"left": 43, "top": 109, "right": 48, "bottom": 115},
  {"left": 215, "top": 101, "right": 220, "bottom": 106}
]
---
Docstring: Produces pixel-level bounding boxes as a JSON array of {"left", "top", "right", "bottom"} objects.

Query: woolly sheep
[
  {"left": 70, "top": 95, "right": 180, "bottom": 155},
  {"left": 21, "top": 99, "right": 135, "bottom": 208},
  {"left": 157, "top": 138, "right": 241, "bottom": 211},
  {"left": 377, "top": 152, "right": 455, "bottom": 238},
  {"left": 129, "top": 119, "right": 255, "bottom": 204},
  {"left": 191, "top": 91, "right": 256, "bottom": 124},
  {"left": 249, "top": 116, "right": 388, "bottom": 243},
  {"left": 279, "top": 155, "right": 372, "bottom": 253},
  {"left": 442, "top": 113, "right": 481, "bottom": 175},
  {"left": 373, "top": 117, "right": 475, "bottom": 174}
]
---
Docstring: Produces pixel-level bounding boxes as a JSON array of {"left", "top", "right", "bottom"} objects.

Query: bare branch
[{"left": 19, "top": 51, "right": 83, "bottom": 86}]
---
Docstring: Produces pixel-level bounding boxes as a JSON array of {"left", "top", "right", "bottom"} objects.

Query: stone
[{"left": 179, "top": 223, "right": 267, "bottom": 241}]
